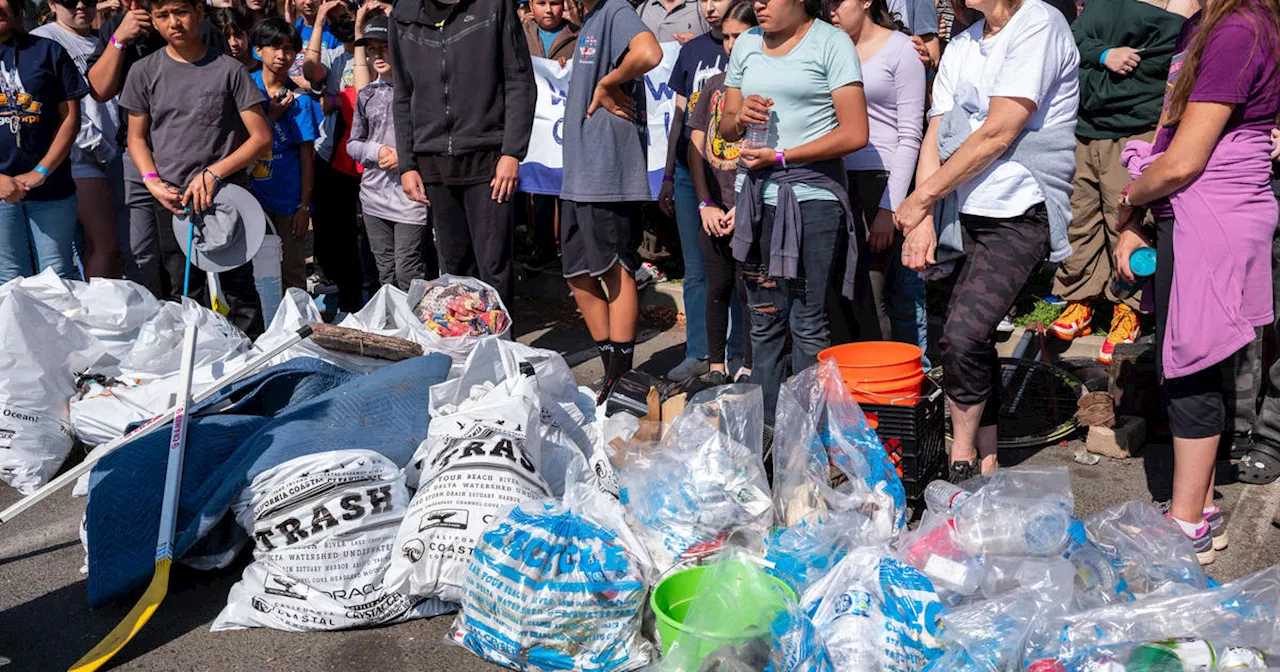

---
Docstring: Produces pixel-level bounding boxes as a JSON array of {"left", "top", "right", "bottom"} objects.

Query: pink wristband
[
  {"left": 662, "top": 174, "right": 675, "bottom": 183},
  {"left": 142, "top": 172, "right": 159, "bottom": 180},
  {"left": 775, "top": 150, "right": 786, "bottom": 168},
  {"left": 109, "top": 35, "right": 126, "bottom": 50}
]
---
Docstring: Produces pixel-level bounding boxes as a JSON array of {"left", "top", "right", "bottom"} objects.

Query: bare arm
[
  {"left": 1124, "top": 102, "right": 1234, "bottom": 206},
  {"left": 128, "top": 110, "right": 183, "bottom": 213},
  {"left": 88, "top": 10, "right": 152, "bottom": 102},
  {"left": 779, "top": 83, "right": 869, "bottom": 163},
  {"left": 38, "top": 100, "right": 80, "bottom": 174},
  {"left": 600, "top": 31, "right": 662, "bottom": 89},
  {"left": 895, "top": 96, "right": 1034, "bottom": 232},
  {"left": 663, "top": 94, "right": 687, "bottom": 179},
  {"left": 300, "top": 2, "right": 341, "bottom": 88},
  {"left": 688, "top": 128, "right": 712, "bottom": 203},
  {"left": 719, "top": 86, "right": 746, "bottom": 142}
]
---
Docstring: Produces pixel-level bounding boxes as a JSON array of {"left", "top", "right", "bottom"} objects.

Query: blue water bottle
[{"left": 1111, "top": 246, "right": 1156, "bottom": 301}]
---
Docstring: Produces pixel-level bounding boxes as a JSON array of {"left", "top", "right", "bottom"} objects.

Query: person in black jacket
[{"left": 388, "top": 0, "right": 536, "bottom": 306}]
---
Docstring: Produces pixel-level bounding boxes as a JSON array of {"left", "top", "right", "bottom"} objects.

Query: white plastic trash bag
[
  {"left": 386, "top": 349, "right": 552, "bottom": 603},
  {"left": 119, "top": 297, "right": 250, "bottom": 380},
  {"left": 254, "top": 288, "right": 403, "bottom": 374},
  {"left": 0, "top": 289, "right": 106, "bottom": 493},
  {"left": 449, "top": 458, "right": 655, "bottom": 671},
  {"left": 212, "top": 450, "right": 453, "bottom": 632}
]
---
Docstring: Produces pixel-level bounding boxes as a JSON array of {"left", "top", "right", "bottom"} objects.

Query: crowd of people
[{"left": 2, "top": 0, "right": 1279, "bottom": 561}]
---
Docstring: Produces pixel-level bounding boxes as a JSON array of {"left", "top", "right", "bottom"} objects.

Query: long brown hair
[{"left": 1166, "top": 0, "right": 1280, "bottom": 123}]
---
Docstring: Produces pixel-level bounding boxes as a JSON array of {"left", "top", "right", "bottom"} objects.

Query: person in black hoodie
[{"left": 388, "top": 0, "right": 536, "bottom": 306}]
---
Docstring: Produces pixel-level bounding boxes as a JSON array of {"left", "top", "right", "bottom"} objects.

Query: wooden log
[{"left": 306, "top": 323, "right": 423, "bottom": 361}]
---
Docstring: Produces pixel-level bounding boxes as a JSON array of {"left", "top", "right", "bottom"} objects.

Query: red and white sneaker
[
  {"left": 1099, "top": 304, "right": 1141, "bottom": 365},
  {"left": 1050, "top": 301, "right": 1093, "bottom": 340}
]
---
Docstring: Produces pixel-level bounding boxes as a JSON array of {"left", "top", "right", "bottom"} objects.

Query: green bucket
[{"left": 650, "top": 564, "right": 797, "bottom": 666}]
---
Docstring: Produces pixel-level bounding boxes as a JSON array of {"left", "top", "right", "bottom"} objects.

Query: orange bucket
[{"left": 819, "top": 342, "right": 924, "bottom": 395}]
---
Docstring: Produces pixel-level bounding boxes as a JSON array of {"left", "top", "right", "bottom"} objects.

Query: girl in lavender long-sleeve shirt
[
  {"left": 347, "top": 22, "right": 435, "bottom": 290},
  {"left": 832, "top": 0, "right": 927, "bottom": 351}
]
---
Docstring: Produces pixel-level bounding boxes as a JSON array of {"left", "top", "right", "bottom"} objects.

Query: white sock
[
  {"left": 1202, "top": 506, "right": 1218, "bottom": 515},
  {"left": 1172, "top": 516, "right": 1204, "bottom": 536}
]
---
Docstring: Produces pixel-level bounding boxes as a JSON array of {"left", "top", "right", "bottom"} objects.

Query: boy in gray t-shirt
[
  {"left": 558, "top": 0, "right": 661, "bottom": 401},
  {"left": 117, "top": 0, "right": 272, "bottom": 334}
]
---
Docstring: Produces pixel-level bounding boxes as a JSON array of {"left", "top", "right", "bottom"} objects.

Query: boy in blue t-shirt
[{"left": 249, "top": 17, "right": 319, "bottom": 291}]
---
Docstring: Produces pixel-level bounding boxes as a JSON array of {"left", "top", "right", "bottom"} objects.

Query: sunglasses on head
[{"left": 52, "top": 0, "right": 91, "bottom": 10}]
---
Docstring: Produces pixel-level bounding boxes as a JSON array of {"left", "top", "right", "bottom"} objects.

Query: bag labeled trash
[
  {"left": 212, "top": 450, "right": 452, "bottom": 631},
  {"left": 449, "top": 458, "right": 655, "bottom": 671},
  {"left": 802, "top": 546, "right": 946, "bottom": 672},
  {"left": 387, "top": 352, "right": 551, "bottom": 603},
  {"left": 0, "top": 289, "right": 106, "bottom": 493}
]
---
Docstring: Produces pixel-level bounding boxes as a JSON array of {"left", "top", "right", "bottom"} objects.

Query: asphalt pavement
[{"left": 1, "top": 280, "right": 1279, "bottom": 672}]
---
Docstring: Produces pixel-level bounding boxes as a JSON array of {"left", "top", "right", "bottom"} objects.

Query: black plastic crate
[{"left": 859, "top": 376, "right": 946, "bottom": 501}]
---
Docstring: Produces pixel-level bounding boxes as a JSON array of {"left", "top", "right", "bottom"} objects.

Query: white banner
[{"left": 518, "top": 42, "right": 682, "bottom": 199}]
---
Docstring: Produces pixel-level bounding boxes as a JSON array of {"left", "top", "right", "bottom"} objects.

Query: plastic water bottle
[
  {"left": 1110, "top": 246, "right": 1157, "bottom": 301},
  {"left": 924, "top": 480, "right": 973, "bottom": 514},
  {"left": 744, "top": 121, "right": 770, "bottom": 150},
  {"left": 1022, "top": 502, "right": 1073, "bottom": 556},
  {"left": 253, "top": 232, "right": 284, "bottom": 320},
  {"left": 1067, "top": 545, "right": 1122, "bottom": 603}
]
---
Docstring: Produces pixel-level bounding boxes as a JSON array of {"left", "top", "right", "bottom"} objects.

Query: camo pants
[{"left": 941, "top": 203, "right": 1051, "bottom": 426}]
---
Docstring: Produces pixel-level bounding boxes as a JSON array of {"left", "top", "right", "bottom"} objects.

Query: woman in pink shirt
[{"left": 1116, "top": 0, "right": 1280, "bottom": 564}]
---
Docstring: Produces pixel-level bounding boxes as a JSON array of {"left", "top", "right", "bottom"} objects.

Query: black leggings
[
  {"left": 941, "top": 203, "right": 1050, "bottom": 426},
  {"left": 1153, "top": 216, "right": 1245, "bottom": 439},
  {"left": 698, "top": 220, "right": 752, "bottom": 368}
]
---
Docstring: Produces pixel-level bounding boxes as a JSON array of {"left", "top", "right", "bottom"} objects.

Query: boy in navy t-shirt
[{"left": 249, "top": 17, "right": 319, "bottom": 291}]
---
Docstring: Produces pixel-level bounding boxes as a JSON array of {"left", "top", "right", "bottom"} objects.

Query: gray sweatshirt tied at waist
[
  {"left": 931, "top": 107, "right": 1076, "bottom": 273},
  {"left": 731, "top": 160, "right": 861, "bottom": 299}
]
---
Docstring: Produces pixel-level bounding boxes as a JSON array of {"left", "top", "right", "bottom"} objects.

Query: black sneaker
[
  {"left": 947, "top": 460, "right": 979, "bottom": 485},
  {"left": 702, "top": 370, "right": 730, "bottom": 387}
]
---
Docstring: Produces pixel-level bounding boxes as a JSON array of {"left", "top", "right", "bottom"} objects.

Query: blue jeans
[
  {"left": 744, "top": 199, "right": 845, "bottom": 420},
  {"left": 0, "top": 195, "right": 80, "bottom": 283},
  {"left": 889, "top": 253, "right": 931, "bottom": 370},
  {"left": 675, "top": 163, "right": 744, "bottom": 362}
]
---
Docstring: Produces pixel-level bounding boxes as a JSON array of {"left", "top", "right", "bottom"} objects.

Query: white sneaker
[
  {"left": 667, "top": 356, "right": 709, "bottom": 381},
  {"left": 634, "top": 262, "right": 666, "bottom": 290},
  {"left": 997, "top": 314, "right": 1016, "bottom": 333}
]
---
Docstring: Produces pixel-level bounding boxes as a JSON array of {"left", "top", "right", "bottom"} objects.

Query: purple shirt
[
  {"left": 1153, "top": 4, "right": 1280, "bottom": 153},
  {"left": 842, "top": 31, "right": 926, "bottom": 211},
  {"left": 348, "top": 80, "right": 429, "bottom": 225}
]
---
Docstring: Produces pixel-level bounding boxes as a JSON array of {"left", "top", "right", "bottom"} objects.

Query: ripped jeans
[{"left": 743, "top": 200, "right": 846, "bottom": 421}]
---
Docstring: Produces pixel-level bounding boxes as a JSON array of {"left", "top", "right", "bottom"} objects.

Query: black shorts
[{"left": 560, "top": 200, "right": 642, "bottom": 278}]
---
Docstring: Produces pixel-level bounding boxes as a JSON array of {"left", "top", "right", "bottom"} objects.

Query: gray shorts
[{"left": 560, "top": 200, "right": 642, "bottom": 278}]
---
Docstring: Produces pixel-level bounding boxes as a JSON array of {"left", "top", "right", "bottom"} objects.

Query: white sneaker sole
[
  {"left": 1197, "top": 547, "right": 1217, "bottom": 565},
  {"left": 1212, "top": 530, "right": 1229, "bottom": 551}
]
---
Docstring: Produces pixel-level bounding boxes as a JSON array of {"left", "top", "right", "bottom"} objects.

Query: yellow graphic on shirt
[
  {"left": 250, "top": 144, "right": 274, "bottom": 180},
  {"left": 705, "top": 88, "right": 741, "bottom": 171}
]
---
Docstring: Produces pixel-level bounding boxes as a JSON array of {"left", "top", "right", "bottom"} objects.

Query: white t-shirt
[{"left": 929, "top": 0, "right": 1079, "bottom": 218}]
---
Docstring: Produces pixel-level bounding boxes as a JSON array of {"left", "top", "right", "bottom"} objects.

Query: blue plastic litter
[{"left": 85, "top": 355, "right": 452, "bottom": 606}]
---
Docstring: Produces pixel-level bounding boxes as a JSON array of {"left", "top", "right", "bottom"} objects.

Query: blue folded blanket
[{"left": 85, "top": 354, "right": 452, "bottom": 607}]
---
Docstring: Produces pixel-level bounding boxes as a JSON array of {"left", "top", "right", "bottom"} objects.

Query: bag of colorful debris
[{"left": 408, "top": 275, "right": 511, "bottom": 370}]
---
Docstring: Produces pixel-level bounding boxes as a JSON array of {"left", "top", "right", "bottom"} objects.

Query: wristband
[
  {"left": 1121, "top": 183, "right": 1133, "bottom": 207},
  {"left": 32, "top": 165, "right": 49, "bottom": 178},
  {"left": 775, "top": 150, "right": 786, "bottom": 168},
  {"left": 697, "top": 199, "right": 715, "bottom": 212},
  {"left": 1099, "top": 48, "right": 1111, "bottom": 65},
  {"left": 109, "top": 34, "right": 126, "bottom": 50},
  {"left": 296, "top": 203, "right": 312, "bottom": 212},
  {"left": 142, "top": 172, "right": 160, "bottom": 180},
  {"left": 662, "top": 174, "right": 675, "bottom": 183}
]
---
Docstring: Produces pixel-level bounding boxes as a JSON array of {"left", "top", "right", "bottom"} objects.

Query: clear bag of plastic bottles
[
  {"left": 1028, "top": 564, "right": 1280, "bottom": 667},
  {"left": 1084, "top": 500, "right": 1209, "bottom": 596},
  {"left": 765, "top": 509, "right": 873, "bottom": 593},
  {"left": 772, "top": 359, "right": 907, "bottom": 538},
  {"left": 615, "top": 386, "right": 772, "bottom": 572}
]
